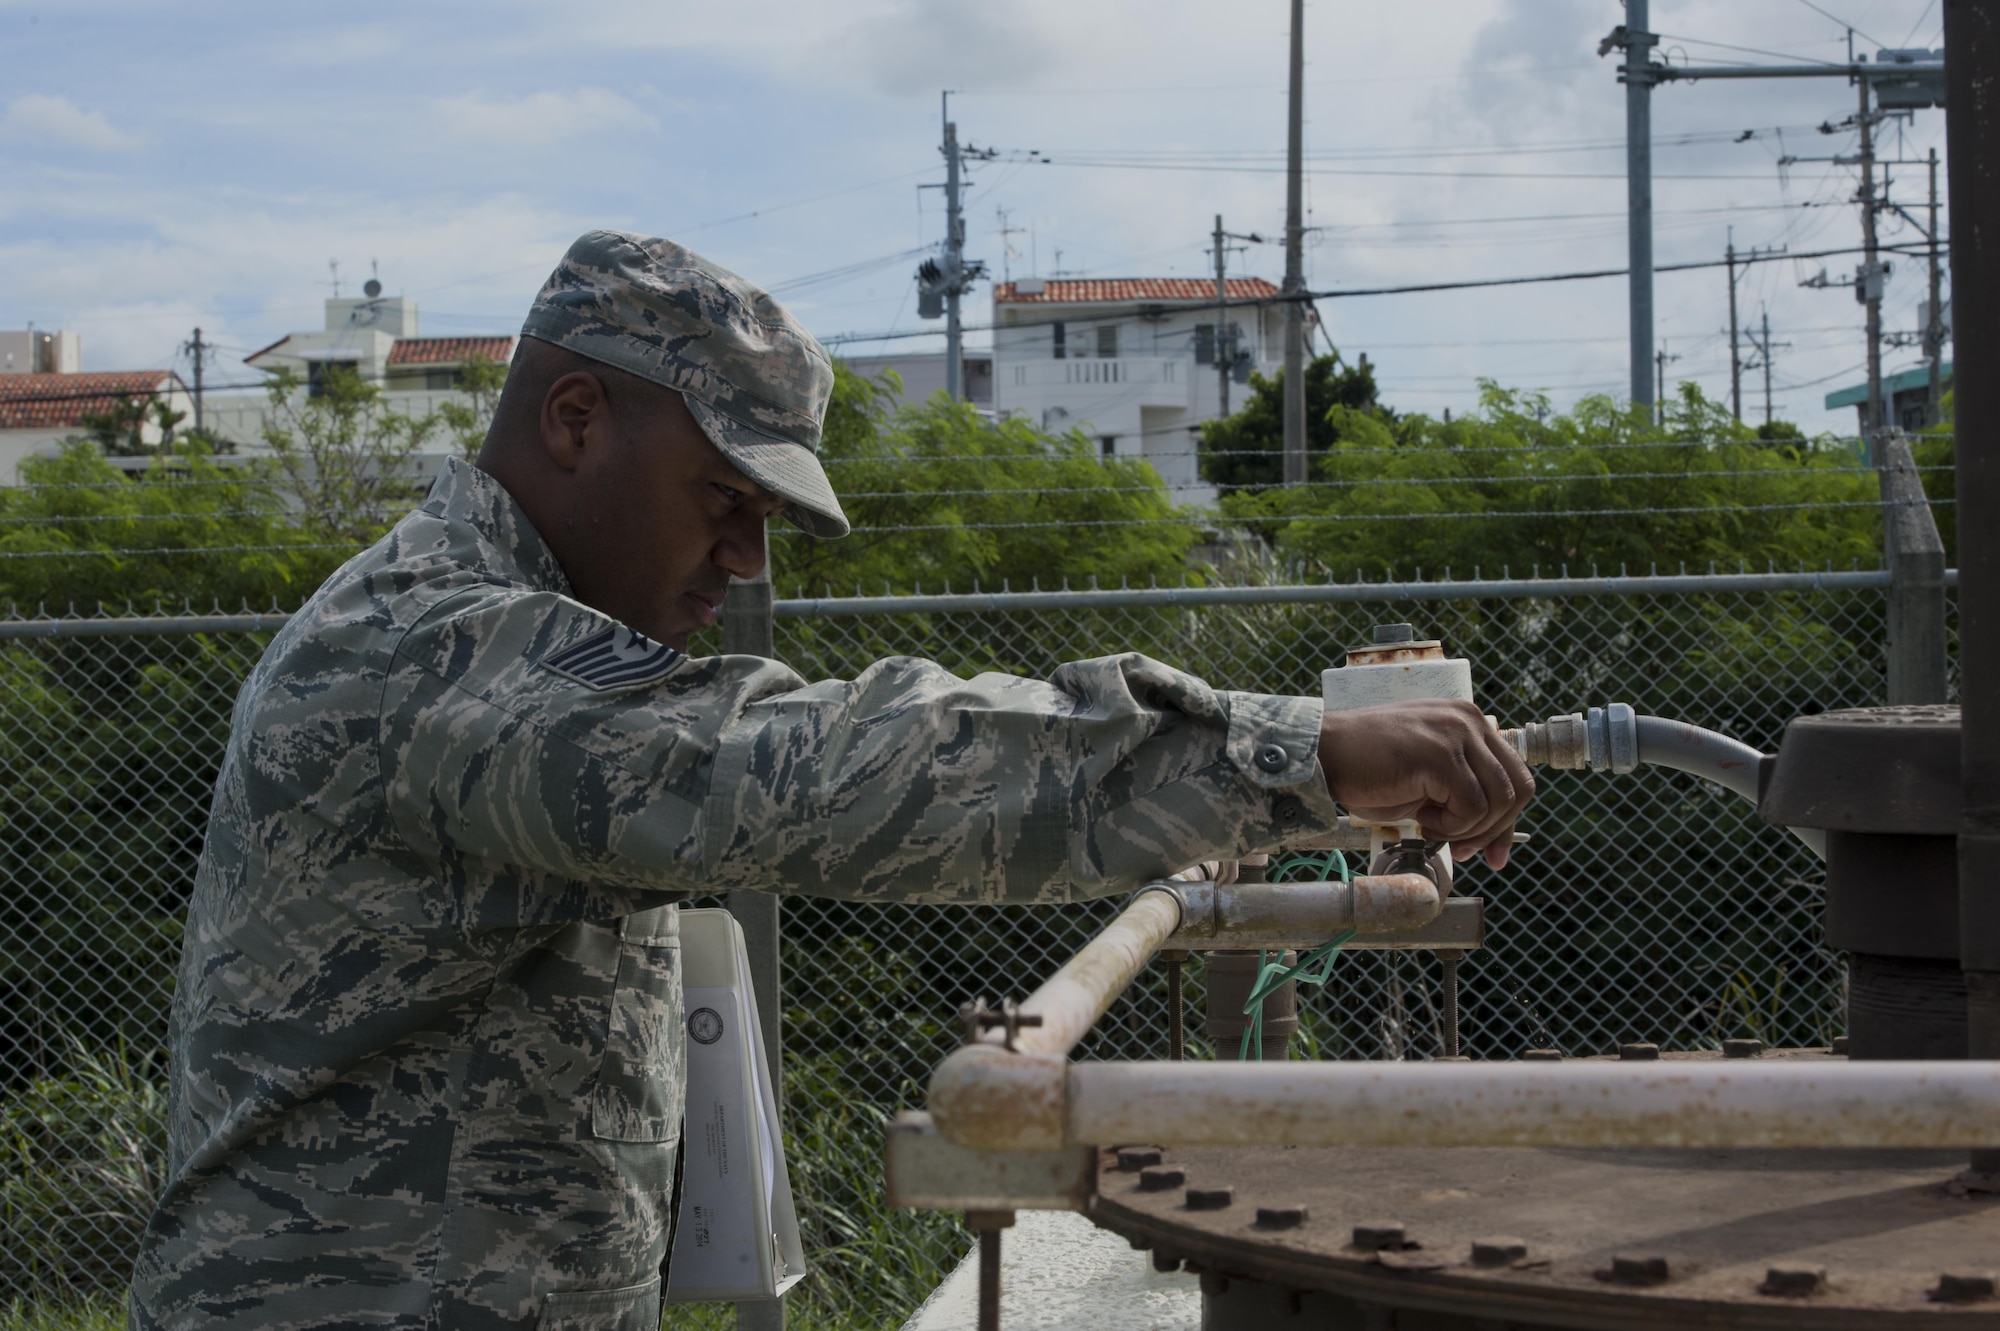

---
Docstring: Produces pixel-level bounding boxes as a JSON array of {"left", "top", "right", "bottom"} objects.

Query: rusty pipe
[
  {"left": 1157, "top": 874, "right": 1441, "bottom": 951},
  {"left": 1005, "top": 887, "right": 1183, "bottom": 1059},
  {"left": 933, "top": 1057, "right": 2000, "bottom": 1154}
]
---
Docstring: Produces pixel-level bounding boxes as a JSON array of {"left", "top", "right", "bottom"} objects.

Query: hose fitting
[{"left": 1507, "top": 703, "right": 1639, "bottom": 773}]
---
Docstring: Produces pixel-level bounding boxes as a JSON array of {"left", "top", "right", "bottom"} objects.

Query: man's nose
[{"left": 713, "top": 513, "right": 768, "bottom": 582}]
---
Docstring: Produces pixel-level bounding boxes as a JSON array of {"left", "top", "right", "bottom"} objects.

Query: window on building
[
  {"left": 1096, "top": 324, "right": 1119, "bottom": 359},
  {"left": 307, "top": 359, "right": 359, "bottom": 399},
  {"left": 1193, "top": 324, "right": 1215, "bottom": 365},
  {"left": 1100, "top": 435, "right": 1117, "bottom": 457},
  {"left": 426, "top": 368, "right": 459, "bottom": 390},
  {"left": 1052, "top": 321, "right": 1066, "bottom": 360}
]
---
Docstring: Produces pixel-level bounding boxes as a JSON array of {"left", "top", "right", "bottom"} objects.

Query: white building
[
  {"left": 0, "top": 328, "right": 81, "bottom": 376},
  {"left": 839, "top": 352, "right": 993, "bottom": 412},
  {"left": 0, "top": 367, "right": 194, "bottom": 481},
  {"left": 205, "top": 295, "right": 515, "bottom": 451},
  {"left": 991, "top": 276, "right": 1283, "bottom": 502}
]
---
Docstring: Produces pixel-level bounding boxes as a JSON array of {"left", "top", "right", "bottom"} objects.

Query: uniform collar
[{"left": 421, "top": 458, "right": 573, "bottom": 595}]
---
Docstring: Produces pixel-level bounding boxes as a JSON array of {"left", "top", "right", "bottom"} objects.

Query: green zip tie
[{"left": 1237, "top": 850, "right": 1356, "bottom": 1060}]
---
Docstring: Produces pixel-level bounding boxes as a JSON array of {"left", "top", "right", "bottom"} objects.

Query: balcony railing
[{"left": 1006, "top": 357, "right": 1184, "bottom": 389}]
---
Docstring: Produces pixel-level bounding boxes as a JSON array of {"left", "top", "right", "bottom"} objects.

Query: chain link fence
[{"left": 0, "top": 570, "right": 1952, "bottom": 1324}]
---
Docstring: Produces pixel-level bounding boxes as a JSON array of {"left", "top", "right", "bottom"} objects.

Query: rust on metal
[
  {"left": 1344, "top": 640, "right": 1446, "bottom": 668},
  {"left": 1088, "top": 1143, "right": 2000, "bottom": 1323}
]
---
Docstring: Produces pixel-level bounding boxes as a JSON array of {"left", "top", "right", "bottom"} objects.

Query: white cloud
[
  {"left": 0, "top": 94, "right": 141, "bottom": 152},
  {"left": 434, "top": 89, "right": 656, "bottom": 147},
  {"left": 836, "top": 0, "right": 1071, "bottom": 96}
]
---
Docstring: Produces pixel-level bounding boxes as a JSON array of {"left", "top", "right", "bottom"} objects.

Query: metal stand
[
  {"left": 1438, "top": 949, "right": 1463, "bottom": 1059},
  {"left": 723, "top": 548, "right": 786, "bottom": 1331},
  {"left": 967, "top": 1210, "right": 1015, "bottom": 1331}
]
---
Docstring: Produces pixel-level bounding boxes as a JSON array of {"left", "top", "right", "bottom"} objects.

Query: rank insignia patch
[{"left": 542, "top": 626, "right": 686, "bottom": 691}]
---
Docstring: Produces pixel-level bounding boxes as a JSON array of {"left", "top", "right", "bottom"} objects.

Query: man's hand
[{"left": 1317, "top": 699, "right": 1535, "bottom": 870}]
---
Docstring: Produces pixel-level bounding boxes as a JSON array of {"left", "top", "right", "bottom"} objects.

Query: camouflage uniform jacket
[{"left": 129, "top": 459, "right": 1337, "bottom": 1330}]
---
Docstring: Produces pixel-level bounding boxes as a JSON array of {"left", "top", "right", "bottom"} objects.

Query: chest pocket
[{"left": 590, "top": 906, "right": 684, "bottom": 1143}]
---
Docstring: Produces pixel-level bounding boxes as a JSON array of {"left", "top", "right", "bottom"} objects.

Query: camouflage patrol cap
[{"left": 522, "top": 229, "right": 849, "bottom": 539}]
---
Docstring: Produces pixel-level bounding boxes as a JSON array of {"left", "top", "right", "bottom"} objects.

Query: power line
[
  {"left": 821, "top": 241, "right": 1938, "bottom": 345},
  {"left": 1792, "top": 0, "right": 1889, "bottom": 48}
]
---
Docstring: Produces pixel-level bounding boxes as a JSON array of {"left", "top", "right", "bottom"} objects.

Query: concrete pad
[{"left": 899, "top": 1210, "right": 1200, "bottom": 1331}]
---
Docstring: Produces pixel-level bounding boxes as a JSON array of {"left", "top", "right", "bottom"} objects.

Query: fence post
[
  {"left": 721, "top": 535, "right": 785, "bottom": 1331},
  {"left": 1880, "top": 432, "right": 1949, "bottom": 705}
]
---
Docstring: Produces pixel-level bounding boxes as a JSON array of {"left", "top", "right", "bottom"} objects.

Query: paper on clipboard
[{"left": 665, "top": 908, "right": 805, "bottom": 1304}]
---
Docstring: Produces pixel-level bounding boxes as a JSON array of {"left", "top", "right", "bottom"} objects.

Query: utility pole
[
  {"left": 913, "top": 93, "right": 991, "bottom": 401},
  {"left": 1216, "top": 213, "right": 1232, "bottom": 415},
  {"left": 1601, "top": 1, "right": 1659, "bottom": 413},
  {"left": 1281, "top": 0, "right": 1307, "bottom": 485},
  {"left": 1600, "top": 24, "right": 1943, "bottom": 420},
  {"left": 1655, "top": 344, "right": 1680, "bottom": 423},
  {"left": 943, "top": 101, "right": 966, "bottom": 402},
  {"left": 183, "top": 327, "right": 208, "bottom": 433},
  {"left": 1209, "top": 216, "right": 1264, "bottom": 418},
  {"left": 1745, "top": 308, "right": 1791, "bottom": 427},
  {"left": 1925, "top": 146, "right": 1946, "bottom": 425},
  {"left": 1724, "top": 235, "right": 1786, "bottom": 422},
  {"left": 1727, "top": 235, "right": 1741, "bottom": 421},
  {"left": 1857, "top": 74, "right": 1889, "bottom": 460}
]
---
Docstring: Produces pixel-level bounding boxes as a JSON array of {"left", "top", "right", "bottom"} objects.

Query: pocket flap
[{"left": 538, "top": 1275, "right": 661, "bottom": 1330}]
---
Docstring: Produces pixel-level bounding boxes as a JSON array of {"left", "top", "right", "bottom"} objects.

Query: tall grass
[{"left": 0, "top": 1042, "right": 165, "bottom": 1301}]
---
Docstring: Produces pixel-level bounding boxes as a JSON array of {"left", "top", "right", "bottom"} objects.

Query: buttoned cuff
[{"left": 1221, "top": 691, "right": 1340, "bottom": 840}]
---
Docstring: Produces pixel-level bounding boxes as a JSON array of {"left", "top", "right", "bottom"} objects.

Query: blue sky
[{"left": 0, "top": 0, "right": 1949, "bottom": 434}]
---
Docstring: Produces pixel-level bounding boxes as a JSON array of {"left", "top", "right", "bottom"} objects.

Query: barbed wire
[
  {"left": 818, "top": 434, "right": 1899, "bottom": 465},
  {"left": 772, "top": 496, "right": 1952, "bottom": 536},
  {"left": 824, "top": 465, "right": 1945, "bottom": 501},
  {"left": 1, "top": 491, "right": 1945, "bottom": 557},
  {"left": 6, "top": 475, "right": 275, "bottom": 493},
  {"left": 0, "top": 543, "right": 355, "bottom": 561},
  {"left": 0, "top": 510, "right": 278, "bottom": 525}
]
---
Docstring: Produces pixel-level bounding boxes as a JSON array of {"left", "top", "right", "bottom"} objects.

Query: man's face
[{"left": 564, "top": 381, "right": 788, "bottom": 650}]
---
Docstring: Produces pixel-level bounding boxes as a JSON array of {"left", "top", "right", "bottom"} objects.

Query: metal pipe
[
  {"left": 936, "top": 1058, "right": 2000, "bottom": 1154},
  {"left": 1159, "top": 875, "right": 1441, "bottom": 952},
  {"left": 1007, "top": 888, "right": 1183, "bottom": 1059}
]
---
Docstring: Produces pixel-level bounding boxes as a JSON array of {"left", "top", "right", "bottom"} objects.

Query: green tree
[
  {"left": 433, "top": 351, "right": 509, "bottom": 461},
  {"left": 0, "top": 442, "right": 334, "bottom": 612},
  {"left": 77, "top": 397, "right": 186, "bottom": 460},
  {"left": 1198, "top": 350, "right": 1385, "bottom": 490},
  {"left": 260, "top": 366, "right": 440, "bottom": 545},
  {"left": 774, "top": 367, "right": 1200, "bottom": 598},
  {"left": 1219, "top": 380, "right": 1881, "bottom": 582}
]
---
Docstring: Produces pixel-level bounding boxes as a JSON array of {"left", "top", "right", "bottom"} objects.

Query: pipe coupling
[{"left": 1507, "top": 702, "right": 1638, "bottom": 773}]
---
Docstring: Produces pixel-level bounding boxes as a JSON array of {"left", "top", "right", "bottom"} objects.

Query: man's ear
[{"left": 539, "top": 370, "right": 610, "bottom": 473}]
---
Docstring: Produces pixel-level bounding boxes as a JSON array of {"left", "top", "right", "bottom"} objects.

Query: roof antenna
[{"left": 328, "top": 258, "right": 341, "bottom": 299}]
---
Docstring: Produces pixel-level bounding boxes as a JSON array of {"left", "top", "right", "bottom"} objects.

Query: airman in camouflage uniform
[{"left": 130, "top": 231, "right": 1528, "bottom": 1329}]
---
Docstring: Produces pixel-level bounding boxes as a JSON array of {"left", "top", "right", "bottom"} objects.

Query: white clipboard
[{"left": 665, "top": 908, "right": 806, "bottom": 1304}]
